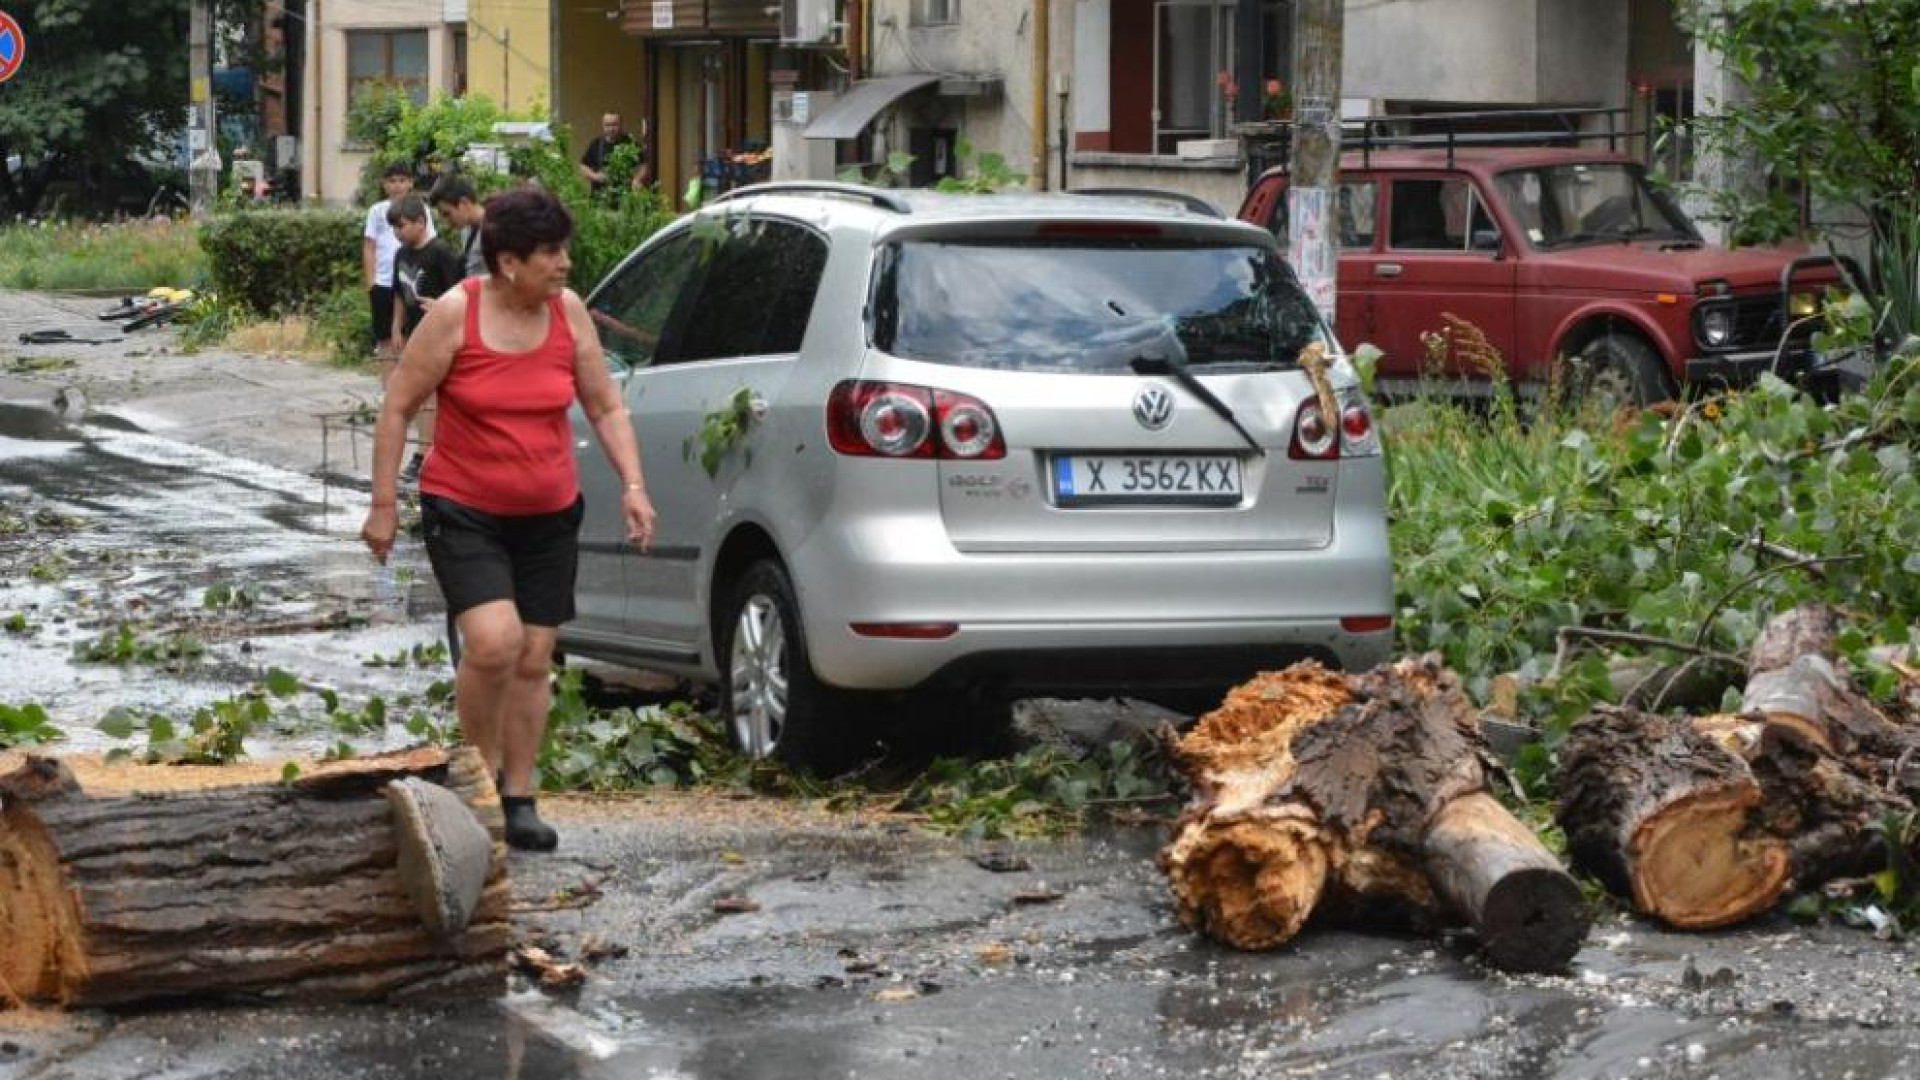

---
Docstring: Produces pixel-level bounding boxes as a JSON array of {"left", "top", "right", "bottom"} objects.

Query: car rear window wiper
[{"left": 1127, "top": 319, "right": 1265, "bottom": 456}]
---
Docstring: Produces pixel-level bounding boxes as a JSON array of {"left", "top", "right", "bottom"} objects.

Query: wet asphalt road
[{"left": 3, "top": 327, "right": 1919, "bottom": 1079}]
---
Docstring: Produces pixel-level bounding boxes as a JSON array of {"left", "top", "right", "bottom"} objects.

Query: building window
[
  {"left": 911, "top": 0, "right": 958, "bottom": 28},
  {"left": 347, "top": 29, "right": 430, "bottom": 107},
  {"left": 1153, "top": 1, "right": 1290, "bottom": 154},
  {"left": 451, "top": 29, "right": 468, "bottom": 96}
]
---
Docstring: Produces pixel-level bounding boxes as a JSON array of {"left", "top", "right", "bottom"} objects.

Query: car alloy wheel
[{"left": 729, "top": 593, "right": 788, "bottom": 758}]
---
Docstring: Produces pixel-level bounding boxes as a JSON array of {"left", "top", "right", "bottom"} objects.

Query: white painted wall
[
  {"left": 1346, "top": 0, "right": 1538, "bottom": 103},
  {"left": 1073, "top": 0, "right": 1110, "bottom": 135}
]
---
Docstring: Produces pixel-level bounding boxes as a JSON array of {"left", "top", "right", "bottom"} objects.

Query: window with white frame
[
  {"left": 912, "top": 0, "right": 958, "bottom": 28},
  {"left": 347, "top": 29, "right": 430, "bottom": 108}
]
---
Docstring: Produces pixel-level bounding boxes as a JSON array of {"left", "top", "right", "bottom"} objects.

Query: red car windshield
[{"left": 1494, "top": 163, "right": 1698, "bottom": 250}]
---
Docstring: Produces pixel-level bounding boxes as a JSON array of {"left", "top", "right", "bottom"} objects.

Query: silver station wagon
[{"left": 564, "top": 183, "right": 1393, "bottom": 772}]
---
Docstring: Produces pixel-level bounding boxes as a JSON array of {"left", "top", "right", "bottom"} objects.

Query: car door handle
[{"left": 1374, "top": 263, "right": 1403, "bottom": 278}]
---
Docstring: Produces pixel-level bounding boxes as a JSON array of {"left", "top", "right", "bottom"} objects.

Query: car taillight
[
  {"left": 828, "top": 381, "right": 1006, "bottom": 460},
  {"left": 1339, "top": 401, "right": 1381, "bottom": 457},
  {"left": 1289, "top": 401, "right": 1337, "bottom": 460},
  {"left": 936, "top": 393, "right": 1001, "bottom": 459}
]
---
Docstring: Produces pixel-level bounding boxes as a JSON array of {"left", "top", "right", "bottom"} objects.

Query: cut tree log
[
  {"left": 0, "top": 747, "right": 509, "bottom": 1008},
  {"left": 1557, "top": 706, "right": 1790, "bottom": 929},
  {"left": 1161, "top": 657, "right": 1587, "bottom": 973},
  {"left": 1699, "top": 717, "right": 1912, "bottom": 886},
  {"left": 1740, "top": 605, "right": 1920, "bottom": 796}
]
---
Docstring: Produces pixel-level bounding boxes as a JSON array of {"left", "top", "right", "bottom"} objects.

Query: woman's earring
[{"left": 507, "top": 269, "right": 517, "bottom": 284}]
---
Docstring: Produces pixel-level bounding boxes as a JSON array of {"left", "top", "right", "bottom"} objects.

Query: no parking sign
[{"left": 0, "top": 10, "right": 24, "bottom": 85}]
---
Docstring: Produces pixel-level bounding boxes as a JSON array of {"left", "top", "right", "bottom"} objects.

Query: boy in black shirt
[{"left": 386, "top": 195, "right": 464, "bottom": 482}]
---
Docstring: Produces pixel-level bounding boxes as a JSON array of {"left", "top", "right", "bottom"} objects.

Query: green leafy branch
[
  {"left": 73, "top": 624, "right": 206, "bottom": 667},
  {"left": 896, "top": 738, "right": 1175, "bottom": 840},
  {"left": 538, "top": 666, "right": 733, "bottom": 791},
  {"left": 1, "top": 703, "right": 61, "bottom": 750},
  {"left": 685, "top": 386, "right": 759, "bottom": 478}
]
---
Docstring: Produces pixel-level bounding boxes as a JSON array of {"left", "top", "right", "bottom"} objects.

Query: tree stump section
[
  {"left": 0, "top": 747, "right": 509, "bottom": 1008},
  {"left": 1162, "top": 657, "right": 1587, "bottom": 973},
  {"left": 1557, "top": 706, "right": 1790, "bottom": 929}
]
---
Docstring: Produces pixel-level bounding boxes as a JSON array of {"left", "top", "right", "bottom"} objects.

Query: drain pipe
[
  {"left": 308, "top": 0, "right": 323, "bottom": 202},
  {"left": 1031, "top": 0, "right": 1049, "bottom": 189}
]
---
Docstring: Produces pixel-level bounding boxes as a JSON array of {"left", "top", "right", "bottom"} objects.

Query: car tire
[
  {"left": 718, "top": 560, "right": 861, "bottom": 776},
  {"left": 1570, "top": 332, "right": 1673, "bottom": 408}
]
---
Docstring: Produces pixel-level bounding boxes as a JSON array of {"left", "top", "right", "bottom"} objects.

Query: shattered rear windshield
[{"left": 871, "top": 239, "right": 1328, "bottom": 374}]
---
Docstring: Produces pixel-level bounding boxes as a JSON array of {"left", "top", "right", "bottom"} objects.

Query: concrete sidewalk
[{"left": 1, "top": 288, "right": 379, "bottom": 481}]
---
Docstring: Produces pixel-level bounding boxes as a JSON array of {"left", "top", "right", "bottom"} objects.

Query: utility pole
[
  {"left": 1288, "top": 0, "right": 1344, "bottom": 326},
  {"left": 189, "top": 0, "right": 222, "bottom": 216}
]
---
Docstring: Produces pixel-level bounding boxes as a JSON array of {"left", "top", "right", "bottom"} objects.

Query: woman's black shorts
[{"left": 420, "top": 494, "right": 584, "bottom": 627}]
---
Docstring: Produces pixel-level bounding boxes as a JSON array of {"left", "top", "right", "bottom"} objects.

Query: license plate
[{"left": 1052, "top": 455, "right": 1243, "bottom": 505}]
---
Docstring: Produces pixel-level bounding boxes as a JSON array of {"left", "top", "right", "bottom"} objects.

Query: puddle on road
[{"left": 1, "top": 403, "right": 450, "bottom": 756}]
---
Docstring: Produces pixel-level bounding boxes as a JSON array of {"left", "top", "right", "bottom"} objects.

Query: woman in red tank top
[{"left": 360, "top": 188, "right": 656, "bottom": 851}]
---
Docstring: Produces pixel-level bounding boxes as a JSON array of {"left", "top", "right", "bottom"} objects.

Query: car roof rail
[
  {"left": 706, "top": 182, "right": 912, "bottom": 214},
  {"left": 1345, "top": 106, "right": 1646, "bottom": 168},
  {"left": 1066, "top": 187, "right": 1224, "bottom": 219}
]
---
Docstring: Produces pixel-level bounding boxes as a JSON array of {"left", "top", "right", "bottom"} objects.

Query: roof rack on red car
[{"left": 1347, "top": 106, "right": 1646, "bottom": 168}]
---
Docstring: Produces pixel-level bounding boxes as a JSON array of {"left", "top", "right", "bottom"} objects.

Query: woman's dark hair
[{"left": 481, "top": 187, "right": 573, "bottom": 274}]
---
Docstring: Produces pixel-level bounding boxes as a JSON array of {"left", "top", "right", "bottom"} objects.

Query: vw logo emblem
[{"left": 1133, "top": 384, "right": 1175, "bottom": 430}]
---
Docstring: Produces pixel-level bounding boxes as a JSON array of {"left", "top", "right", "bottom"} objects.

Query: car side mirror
[{"left": 1471, "top": 228, "right": 1503, "bottom": 253}]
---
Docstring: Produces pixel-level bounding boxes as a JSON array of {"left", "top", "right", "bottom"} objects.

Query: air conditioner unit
[{"left": 781, "top": 0, "right": 838, "bottom": 45}]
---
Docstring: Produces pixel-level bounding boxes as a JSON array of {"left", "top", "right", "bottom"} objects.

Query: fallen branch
[
  {"left": 1548, "top": 626, "right": 1744, "bottom": 683},
  {"left": 1692, "top": 555, "right": 1865, "bottom": 650}
]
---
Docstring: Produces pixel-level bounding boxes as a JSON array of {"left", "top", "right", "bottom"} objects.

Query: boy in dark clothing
[
  {"left": 386, "top": 195, "right": 463, "bottom": 482},
  {"left": 390, "top": 195, "right": 466, "bottom": 339}
]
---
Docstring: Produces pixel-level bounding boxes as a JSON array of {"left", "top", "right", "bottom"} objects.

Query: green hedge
[{"left": 199, "top": 210, "right": 363, "bottom": 315}]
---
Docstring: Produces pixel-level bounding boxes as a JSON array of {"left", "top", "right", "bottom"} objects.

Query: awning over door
[{"left": 803, "top": 74, "right": 943, "bottom": 140}]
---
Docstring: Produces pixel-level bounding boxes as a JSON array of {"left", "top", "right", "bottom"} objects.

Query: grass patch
[{"left": 0, "top": 218, "right": 208, "bottom": 292}]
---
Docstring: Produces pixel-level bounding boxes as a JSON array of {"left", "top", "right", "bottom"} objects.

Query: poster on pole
[
  {"left": 1287, "top": 185, "right": 1338, "bottom": 325},
  {"left": 0, "top": 10, "right": 27, "bottom": 85}
]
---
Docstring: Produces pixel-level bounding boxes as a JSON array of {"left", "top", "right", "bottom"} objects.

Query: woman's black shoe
[{"left": 502, "top": 796, "right": 558, "bottom": 851}]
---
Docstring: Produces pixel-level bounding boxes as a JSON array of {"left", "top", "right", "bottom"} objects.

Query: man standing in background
[{"left": 578, "top": 113, "right": 651, "bottom": 192}]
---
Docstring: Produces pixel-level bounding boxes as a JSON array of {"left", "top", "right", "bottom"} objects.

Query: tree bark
[
  {"left": 1746, "top": 602, "right": 1840, "bottom": 678},
  {"left": 1162, "top": 657, "right": 1587, "bottom": 973},
  {"left": 1557, "top": 706, "right": 1791, "bottom": 929},
  {"left": 0, "top": 747, "right": 509, "bottom": 1008}
]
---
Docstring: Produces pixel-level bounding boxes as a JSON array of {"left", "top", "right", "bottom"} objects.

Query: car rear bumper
[{"left": 789, "top": 486, "right": 1394, "bottom": 692}]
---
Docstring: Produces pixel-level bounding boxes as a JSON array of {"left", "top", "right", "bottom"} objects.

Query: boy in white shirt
[
  {"left": 362, "top": 163, "right": 436, "bottom": 481},
  {"left": 362, "top": 163, "right": 435, "bottom": 358}
]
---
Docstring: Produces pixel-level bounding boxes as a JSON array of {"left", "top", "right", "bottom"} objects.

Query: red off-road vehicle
[{"left": 1238, "top": 132, "right": 1848, "bottom": 403}]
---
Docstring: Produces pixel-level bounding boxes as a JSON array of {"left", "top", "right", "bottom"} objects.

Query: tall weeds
[{"left": 0, "top": 218, "right": 207, "bottom": 291}]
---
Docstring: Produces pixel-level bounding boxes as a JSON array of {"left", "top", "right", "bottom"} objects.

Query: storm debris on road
[
  {"left": 1560, "top": 603, "right": 1920, "bottom": 928},
  {"left": 509, "top": 945, "right": 588, "bottom": 993},
  {"left": 0, "top": 747, "right": 508, "bottom": 1008},
  {"left": 1160, "top": 656, "right": 1588, "bottom": 973}
]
